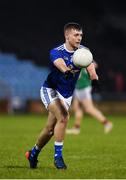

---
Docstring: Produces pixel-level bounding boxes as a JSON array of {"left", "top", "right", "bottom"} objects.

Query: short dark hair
[{"left": 64, "top": 22, "right": 82, "bottom": 32}]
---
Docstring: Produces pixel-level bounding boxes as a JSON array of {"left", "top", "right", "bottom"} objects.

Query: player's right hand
[{"left": 64, "top": 70, "right": 75, "bottom": 79}]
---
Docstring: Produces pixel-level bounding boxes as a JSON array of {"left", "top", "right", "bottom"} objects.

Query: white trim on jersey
[
  {"left": 56, "top": 44, "right": 64, "bottom": 50},
  {"left": 64, "top": 44, "right": 74, "bottom": 53}
]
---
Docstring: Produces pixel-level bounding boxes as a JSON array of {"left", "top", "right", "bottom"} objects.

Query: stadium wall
[
  {"left": 0, "top": 100, "right": 11, "bottom": 113},
  {"left": 0, "top": 100, "right": 126, "bottom": 114},
  {"left": 26, "top": 100, "right": 126, "bottom": 115}
]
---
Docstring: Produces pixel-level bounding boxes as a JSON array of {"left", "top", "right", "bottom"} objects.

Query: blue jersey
[{"left": 43, "top": 44, "right": 83, "bottom": 98}]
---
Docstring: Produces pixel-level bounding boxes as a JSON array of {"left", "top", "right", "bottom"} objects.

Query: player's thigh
[
  {"left": 48, "top": 99, "right": 69, "bottom": 121},
  {"left": 72, "top": 98, "right": 80, "bottom": 111},
  {"left": 82, "top": 98, "right": 94, "bottom": 110},
  {"left": 46, "top": 111, "right": 57, "bottom": 128}
]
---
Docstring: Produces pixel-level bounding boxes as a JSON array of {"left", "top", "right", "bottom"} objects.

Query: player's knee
[
  {"left": 76, "top": 109, "right": 83, "bottom": 117},
  {"left": 46, "top": 125, "right": 54, "bottom": 136},
  {"left": 85, "top": 106, "right": 93, "bottom": 114},
  {"left": 60, "top": 117, "right": 68, "bottom": 124},
  {"left": 60, "top": 111, "right": 69, "bottom": 123}
]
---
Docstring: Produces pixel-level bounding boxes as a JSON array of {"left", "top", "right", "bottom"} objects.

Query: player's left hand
[
  {"left": 91, "top": 79, "right": 101, "bottom": 92},
  {"left": 64, "top": 70, "right": 75, "bottom": 79}
]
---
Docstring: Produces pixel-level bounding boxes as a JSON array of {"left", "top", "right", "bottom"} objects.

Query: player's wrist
[
  {"left": 64, "top": 69, "right": 71, "bottom": 73},
  {"left": 64, "top": 70, "right": 73, "bottom": 79}
]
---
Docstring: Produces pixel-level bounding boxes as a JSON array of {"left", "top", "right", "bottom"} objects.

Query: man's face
[{"left": 65, "top": 28, "right": 83, "bottom": 49}]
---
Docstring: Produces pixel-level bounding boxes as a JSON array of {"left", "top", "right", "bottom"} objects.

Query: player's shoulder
[
  {"left": 79, "top": 44, "right": 90, "bottom": 50},
  {"left": 50, "top": 43, "right": 64, "bottom": 52},
  {"left": 49, "top": 44, "right": 65, "bottom": 59}
]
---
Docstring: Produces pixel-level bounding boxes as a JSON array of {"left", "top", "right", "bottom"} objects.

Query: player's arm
[
  {"left": 53, "top": 58, "right": 71, "bottom": 73},
  {"left": 50, "top": 49, "right": 74, "bottom": 78},
  {"left": 86, "top": 62, "right": 98, "bottom": 80},
  {"left": 50, "top": 49, "right": 71, "bottom": 73},
  {"left": 93, "top": 60, "right": 98, "bottom": 69},
  {"left": 54, "top": 58, "right": 74, "bottom": 79},
  {"left": 87, "top": 62, "right": 101, "bottom": 91},
  {"left": 54, "top": 58, "right": 75, "bottom": 79}
]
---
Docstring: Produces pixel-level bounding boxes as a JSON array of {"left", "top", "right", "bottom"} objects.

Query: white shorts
[
  {"left": 74, "top": 86, "right": 92, "bottom": 101},
  {"left": 40, "top": 86, "right": 72, "bottom": 110}
]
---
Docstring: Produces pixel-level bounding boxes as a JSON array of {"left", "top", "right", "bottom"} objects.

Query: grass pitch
[{"left": 0, "top": 114, "right": 126, "bottom": 179}]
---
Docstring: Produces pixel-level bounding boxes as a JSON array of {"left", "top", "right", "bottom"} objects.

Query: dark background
[{"left": 0, "top": 0, "right": 126, "bottom": 93}]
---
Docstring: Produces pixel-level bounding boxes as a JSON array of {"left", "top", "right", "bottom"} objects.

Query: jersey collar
[{"left": 64, "top": 44, "right": 75, "bottom": 53}]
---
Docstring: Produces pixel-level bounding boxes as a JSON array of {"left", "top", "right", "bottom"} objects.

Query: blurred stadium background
[
  {"left": 1, "top": 0, "right": 126, "bottom": 179},
  {"left": 0, "top": 0, "right": 126, "bottom": 114}
]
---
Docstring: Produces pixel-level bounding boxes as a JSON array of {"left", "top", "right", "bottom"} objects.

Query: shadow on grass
[
  {"left": 3, "top": 165, "right": 28, "bottom": 169},
  {"left": 1, "top": 165, "right": 55, "bottom": 170}
]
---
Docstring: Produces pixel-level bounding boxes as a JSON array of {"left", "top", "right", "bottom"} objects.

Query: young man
[
  {"left": 66, "top": 67, "right": 113, "bottom": 135},
  {"left": 25, "top": 22, "right": 98, "bottom": 169}
]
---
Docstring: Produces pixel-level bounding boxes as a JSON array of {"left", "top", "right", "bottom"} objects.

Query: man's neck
[{"left": 64, "top": 43, "right": 75, "bottom": 52}]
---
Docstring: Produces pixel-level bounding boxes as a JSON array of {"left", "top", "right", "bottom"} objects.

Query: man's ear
[{"left": 64, "top": 30, "right": 69, "bottom": 40}]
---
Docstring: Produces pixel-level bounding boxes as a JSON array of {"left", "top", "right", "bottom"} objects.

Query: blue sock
[
  {"left": 30, "top": 145, "right": 41, "bottom": 159},
  {"left": 54, "top": 142, "right": 63, "bottom": 158}
]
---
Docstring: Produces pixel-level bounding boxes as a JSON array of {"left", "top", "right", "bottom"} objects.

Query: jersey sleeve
[{"left": 50, "top": 49, "right": 62, "bottom": 62}]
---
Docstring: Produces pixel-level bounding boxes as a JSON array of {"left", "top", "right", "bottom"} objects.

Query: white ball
[{"left": 73, "top": 48, "right": 93, "bottom": 68}]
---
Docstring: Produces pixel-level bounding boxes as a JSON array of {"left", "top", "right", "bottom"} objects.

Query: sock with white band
[{"left": 54, "top": 141, "right": 63, "bottom": 158}]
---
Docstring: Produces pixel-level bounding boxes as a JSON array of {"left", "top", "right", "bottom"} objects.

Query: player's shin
[
  {"left": 36, "top": 126, "right": 54, "bottom": 149},
  {"left": 53, "top": 119, "right": 68, "bottom": 169}
]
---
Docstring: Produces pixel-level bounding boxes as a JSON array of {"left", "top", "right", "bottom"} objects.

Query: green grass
[{"left": 0, "top": 114, "right": 126, "bottom": 179}]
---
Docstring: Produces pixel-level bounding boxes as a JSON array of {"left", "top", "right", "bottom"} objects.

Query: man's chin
[
  {"left": 73, "top": 44, "right": 80, "bottom": 50},
  {"left": 76, "top": 43, "right": 80, "bottom": 48}
]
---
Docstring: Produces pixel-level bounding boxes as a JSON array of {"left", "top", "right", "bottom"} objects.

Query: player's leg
[
  {"left": 48, "top": 99, "right": 69, "bottom": 141},
  {"left": 25, "top": 111, "right": 56, "bottom": 168},
  {"left": 36, "top": 111, "right": 57, "bottom": 148},
  {"left": 66, "top": 98, "right": 83, "bottom": 134},
  {"left": 26, "top": 87, "right": 58, "bottom": 168},
  {"left": 82, "top": 98, "right": 113, "bottom": 133},
  {"left": 26, "top": 87, "right": 71, "bottom": 169},
  {"left": 82, "top": 98, "right": 106, "bottom": 121},
  {"left": 48, "top": 99, "right": 69, "bottom": 169},
  {"left": 73, "top": 98, "right": 83, "bottom": 128}
]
